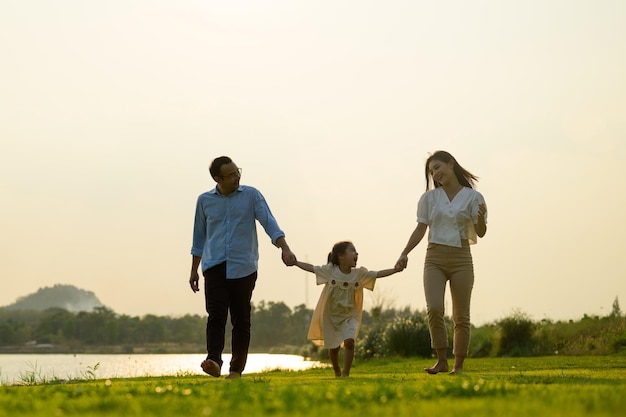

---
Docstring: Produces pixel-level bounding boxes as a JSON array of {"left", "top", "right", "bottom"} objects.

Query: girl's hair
[
  {"left": 425, "top": 150, "right": 479, "bottom": 191},
  {"left": 327, "top": 241, "right": 353, "bottom": 266}
]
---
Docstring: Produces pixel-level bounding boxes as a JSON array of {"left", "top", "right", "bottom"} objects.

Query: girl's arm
[
  {"left": 295, "top": 261, "right": 314, "bottom": 273},
  {"left": 395, "top": 222, "right": 428, "bottom": 270},
  {"left": 376, "top": 267, "right": 402, "bottom": 278}
]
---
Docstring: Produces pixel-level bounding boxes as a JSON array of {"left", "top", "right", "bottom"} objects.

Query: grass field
[{"left": 1, "top": 356, "right": 625, "bottom": 417}]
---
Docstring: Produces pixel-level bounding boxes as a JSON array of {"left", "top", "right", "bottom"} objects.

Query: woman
[{"left": 395, "top": 151, "right": 487, "bottom": 374}]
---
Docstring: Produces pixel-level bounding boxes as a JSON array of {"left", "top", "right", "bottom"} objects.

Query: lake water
[{"left": 0, "top": 353, "right": 323, "bottom": 385}]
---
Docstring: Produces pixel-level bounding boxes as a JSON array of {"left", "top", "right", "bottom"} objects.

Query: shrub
[
  {"left": 357, "top": 312, "right": 432, "bottom": 359},
  {"left": 469, "top": 324, "right": 496, "bottom": 358},
  {"left": 383, "top": 314, "right": 432, "bottom": 357},
  {"left": 494, "top": 310, "right": 535, "bottom": 357},
  {"left": 356, "top": 325, "right": 386, "bottom": 359},
  {"left": 532, "top": 315, "right": 626, "bottom": 356}
]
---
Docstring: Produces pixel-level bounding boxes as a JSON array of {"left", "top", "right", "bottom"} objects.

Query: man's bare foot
[
  {"left": 424, "top": 362, "right": 449, "bottom": 374},
  {"left": 448, "top": 368, "right": 462, "bottom": 375},
  {"left": 200, "top": 359, "right": 221, "bottom": 377}
]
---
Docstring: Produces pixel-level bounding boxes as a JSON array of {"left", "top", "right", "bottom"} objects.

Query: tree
[
  {"left": 251, "top": 301, "right": 301, "bottom": 348},
  {"left": 611, "top": 296, "right": 622, "bottom": 317},
  {"left": 35, "top": 308, "right": 77, "bottom": 344},
  {"left": 75, "top": 306, "right": 117, "bottom": 344}
]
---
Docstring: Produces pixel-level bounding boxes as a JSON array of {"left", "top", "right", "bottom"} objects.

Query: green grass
[{"left": 1, "top": 356, "right": 625, "bottom": 417}]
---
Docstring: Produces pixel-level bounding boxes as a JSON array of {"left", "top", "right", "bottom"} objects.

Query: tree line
[
  {"left": 1, "top": 298, "right": 624, "bottom": 358},
  {"left": 0, "top": 301, "right": 314, "bottom": 353}
]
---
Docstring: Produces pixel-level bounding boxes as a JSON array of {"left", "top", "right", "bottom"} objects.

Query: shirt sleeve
[
  {"left": 356, "top": 267, "right": 377, "bottom": 291},
  {"left": 313, "top": 263, "right": 335, "bottom": 285},
  {"left": 252, "top": 188, "right": 286, "bottom": 246},
  {"left": 416, "top": 191, "right": 431, "bottom": 224},
  {"left": 465, "top": 190, "right": 487, "bottom": 245},
  {"left": 191, "top": 195, "right": 206, "bottom": 257},
  {"left": 471, "top": 191, "right": 487, "bottom": 224}
]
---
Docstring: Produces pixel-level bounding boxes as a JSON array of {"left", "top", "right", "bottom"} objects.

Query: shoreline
[
  {"left": 1, "top": 343, "right": 205, "bottom": 355},
  {"left": 0, "top": 343, "right": 311, "bottom": 357}
]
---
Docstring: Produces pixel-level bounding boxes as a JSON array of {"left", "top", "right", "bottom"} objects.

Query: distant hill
[{"left": 4, "top": 284, "right": 104, "bottom": 312}]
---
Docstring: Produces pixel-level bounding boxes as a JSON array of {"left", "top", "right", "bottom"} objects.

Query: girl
[
  {"left": 395, "top": 150, "right": 487, "bottom": 375},
  {"left": 295, "top": 241, "right": 402, "bottom": 377}
]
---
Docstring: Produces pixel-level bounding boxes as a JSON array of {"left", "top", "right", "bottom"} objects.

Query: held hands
[
  {"left": 375, "top": 255, "right": 406, "bottom": 278},
  {"left": 395, "top": 255, "right": 408, "bottom": 271},
  {"left": 281, "top": 248, "right": 297, "bottom": 266}
]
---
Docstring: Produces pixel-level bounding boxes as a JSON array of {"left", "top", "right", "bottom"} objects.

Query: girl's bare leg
[
  {"left": 342, "top": 339, "right": 355, "bottom": 377},
  {"left": 329, "top": 347, "right": 341, "bottom": 377},
  {"left": 425, "top": 348, "right": 449, "bottom": 374}
]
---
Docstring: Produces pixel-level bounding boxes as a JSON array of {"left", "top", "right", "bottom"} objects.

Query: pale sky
[{"left": 2, "top": 1, "right": 625, "bottom": 326}]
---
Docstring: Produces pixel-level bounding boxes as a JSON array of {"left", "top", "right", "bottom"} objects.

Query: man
[{"left": 189, "top": 156, "right": 297, "bottom": 379}]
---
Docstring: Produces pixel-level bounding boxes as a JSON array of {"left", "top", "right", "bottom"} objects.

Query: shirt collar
[{"left": 209, "top": 185, "right": 244, "bottom": 196}]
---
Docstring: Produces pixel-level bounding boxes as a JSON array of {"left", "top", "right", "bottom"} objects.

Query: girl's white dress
[{"left": 308, "top": 263, "right": 377, "bottom": 348}]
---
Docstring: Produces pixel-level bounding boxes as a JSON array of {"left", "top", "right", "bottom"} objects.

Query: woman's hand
[
  {"left": 395, "top": 255, "right": 408, "bottom": 271},
  {"left": 477, "top": 203, "right": 487, "bottom": 220},
  {"left": 475, "top": 203, "right": 487, "bottom": 237}
]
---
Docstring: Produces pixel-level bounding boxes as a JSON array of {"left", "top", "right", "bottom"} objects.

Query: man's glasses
[{"left": 219, "top": 168, "right": 242, "bottom": 180}]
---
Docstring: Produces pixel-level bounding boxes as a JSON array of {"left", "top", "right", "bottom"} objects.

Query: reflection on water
[{"left": 0, "top": 353, "right": 323, "bottom": 384}]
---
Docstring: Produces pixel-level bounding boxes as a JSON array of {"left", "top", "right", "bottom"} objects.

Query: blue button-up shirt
[{"left": 191, "top": 185, "right": 285, "bottom": 279}]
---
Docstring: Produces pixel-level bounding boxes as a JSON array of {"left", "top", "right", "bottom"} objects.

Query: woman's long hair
[{"left": 425, "top": 150, "right": 479, "bottom": 191}]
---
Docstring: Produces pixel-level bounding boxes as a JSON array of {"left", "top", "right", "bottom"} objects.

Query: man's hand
[
  {"left": 281, "top": 248, "right": 297, "bottom": 266},
  {"left": 189, "top": 270, "right": 200, "bottom": 293}
]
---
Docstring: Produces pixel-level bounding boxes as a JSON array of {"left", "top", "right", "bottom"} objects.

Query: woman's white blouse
[{"left": 417, "top": 187, "right": 487, "bottom": 247}]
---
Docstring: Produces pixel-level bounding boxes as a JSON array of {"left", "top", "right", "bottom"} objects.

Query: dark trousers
[{"left": 203, "top": 262, "right": 257, "bottom": 374}]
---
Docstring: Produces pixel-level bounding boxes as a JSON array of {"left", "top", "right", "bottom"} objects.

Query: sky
[{"left": 1, "top": 0, "right": 625, "bottom": 326}]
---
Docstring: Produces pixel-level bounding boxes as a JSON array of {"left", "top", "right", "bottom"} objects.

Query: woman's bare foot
[
  {"left": 424, "top": 361, "right": 449, "bottom": 374},
  {"left": 449, "top": 356, "right": 465, "bottom": 375}
]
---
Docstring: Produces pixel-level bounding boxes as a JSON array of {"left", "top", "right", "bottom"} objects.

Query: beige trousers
[{"left": 423, "top": 241, "right": 474, "bottom": 357}]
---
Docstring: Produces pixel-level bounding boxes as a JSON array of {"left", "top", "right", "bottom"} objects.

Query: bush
[
  {"left": 383, "top": 314, "right": 432, "bottom": 357},
  {"left": 494, "top": 310, "right": 535, "bottom": 357},
  {"left": 357, "top": 312, "right": 432, "bottom": 359},
  {"left": 468, "top": 324, "right": 496, "bottom": 358},
  {"left": 532, "top": 315, "right": 626, "bottom": 356},
  {"left": 356, "top": 325, "right": 386, "bottom": 359}
]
